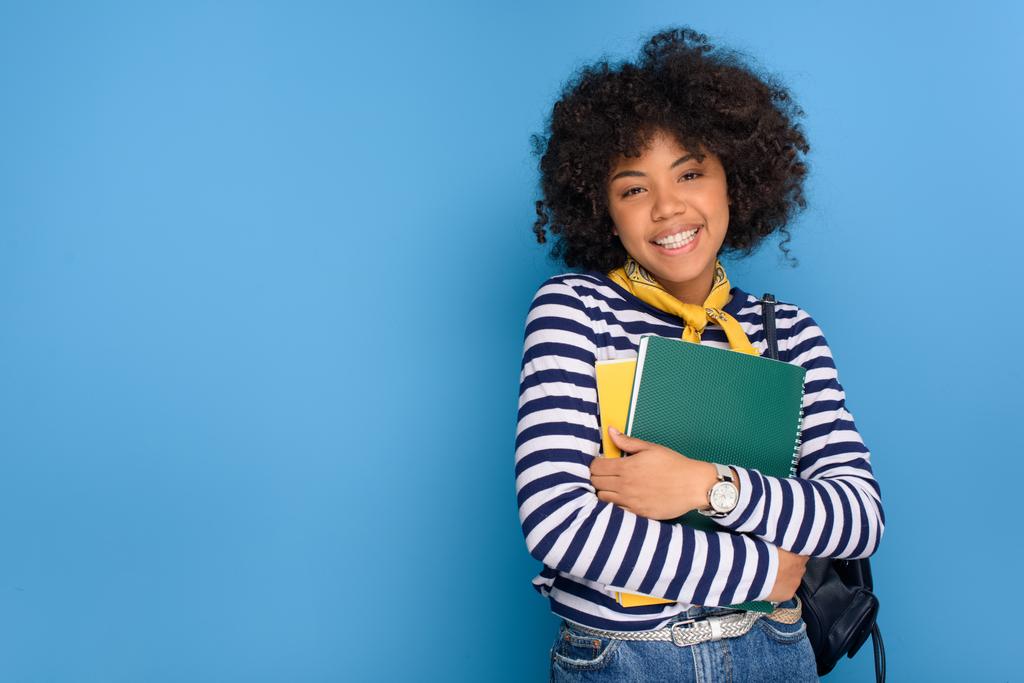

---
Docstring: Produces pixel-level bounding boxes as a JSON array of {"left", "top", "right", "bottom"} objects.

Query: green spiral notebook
[{"left": 624, "top": 334, "right": 807, "bottom": 613}]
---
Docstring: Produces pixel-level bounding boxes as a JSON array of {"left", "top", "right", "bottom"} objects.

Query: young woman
[{"left": 515, "top": 27, "right": 884, "bottom": 681}]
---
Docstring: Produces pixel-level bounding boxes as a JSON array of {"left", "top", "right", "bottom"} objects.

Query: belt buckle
[{"left": 669, "top": 618, "right": 697, "bottom": 647}]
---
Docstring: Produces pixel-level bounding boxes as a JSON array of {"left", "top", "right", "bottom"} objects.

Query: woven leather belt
[{"left": 568, "top": 597, "right": 803, "bottom": 648}]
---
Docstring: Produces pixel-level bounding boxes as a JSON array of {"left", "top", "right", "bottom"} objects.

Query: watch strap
[
  {"left": 698, "top": 463, "right": 738, "bottom": 518},
  {"left": 713, "top": 462, "right": 735, "bottom": 484}
]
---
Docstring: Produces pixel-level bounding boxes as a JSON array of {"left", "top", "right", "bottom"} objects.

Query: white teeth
[{"left": 654, "top": 228, "right": 699, "bottom": 248}]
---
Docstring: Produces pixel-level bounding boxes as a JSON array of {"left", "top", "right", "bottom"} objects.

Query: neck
[{"left": 654, "top": 263, "right": 717, "bottom": 306}]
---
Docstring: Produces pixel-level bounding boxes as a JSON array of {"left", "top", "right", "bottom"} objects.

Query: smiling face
[{"left": 606, "top": 129, "right": 730, "bottom": 305}]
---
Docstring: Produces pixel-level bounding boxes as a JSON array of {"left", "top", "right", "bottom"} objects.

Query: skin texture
[
  {"left": 590, "top": 130, "right": 809, "bottom": 600},
  {"left": 590, "top": 427, "right": 721, "bottom": 520},
  {"left": 591, "top": 132, "right": 732, "bottom": 518},
  {"left": 769, "top": 548, "right": 810, "bottom": 602},
  {"left": 593, "top": 429, "right": 807, "bottom": 602},
  {"left": 605, "top": 129, "right": 730, "bottom": 306},
  {"left": 530, "top": 27, "right": 810, "bottom": 274}
]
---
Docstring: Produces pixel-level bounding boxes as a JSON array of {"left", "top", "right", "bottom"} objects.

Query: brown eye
[
  {"left": 680, "top": 171, "right": 702, "bottom": 181},
  {"left": 621, "top": 186, "right": 644, "bottom": 198}
]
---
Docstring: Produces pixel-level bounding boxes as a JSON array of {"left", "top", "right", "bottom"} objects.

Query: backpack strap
[
  {"left": 761, "top": 290, "right": 886, "bottom": 682},
  {"left": 759, "top": 293, "right": 779, "bottom": 360}
]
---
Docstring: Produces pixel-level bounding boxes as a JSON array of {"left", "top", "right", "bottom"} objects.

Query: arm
[
  {"left": 516, "top": 278, "right": 781, "bottom": 606},
  {"left": 713, "top": 308, "right": 885, "bottom": 559}
]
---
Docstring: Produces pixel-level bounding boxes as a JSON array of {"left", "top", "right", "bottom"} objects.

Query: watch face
[{"left": 710, "top": 482, "right": 739, "bottom": 513}]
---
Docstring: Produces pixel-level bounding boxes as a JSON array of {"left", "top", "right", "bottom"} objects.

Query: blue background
[{"left": 1, "top": 1, "right": 1021, "bottom": 680}]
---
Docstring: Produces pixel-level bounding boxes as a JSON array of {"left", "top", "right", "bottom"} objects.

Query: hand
[
  {"left": 766, "top": 548, "right": 809, "bottom": 602},
  {"left": 589, "top": 427, "right": 718, "bottom": 520}
]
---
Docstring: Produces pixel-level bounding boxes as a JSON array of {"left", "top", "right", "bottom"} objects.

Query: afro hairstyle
[{"left": 530, "top": 27, "right": 811, "bottom": 272}]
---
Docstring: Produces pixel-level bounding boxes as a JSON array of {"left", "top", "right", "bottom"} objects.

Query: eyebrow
[{"left": 609, "top": 153, "right": 702, "bottom": 182}]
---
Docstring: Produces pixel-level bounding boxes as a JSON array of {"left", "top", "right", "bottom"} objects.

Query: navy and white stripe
[{"left": 515, "top": 272, "right": 884, "bottom": 631}]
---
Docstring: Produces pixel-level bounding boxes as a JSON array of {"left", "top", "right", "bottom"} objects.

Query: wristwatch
[{"left": 698, "top": 463, "right": 739, "bottom": 518}]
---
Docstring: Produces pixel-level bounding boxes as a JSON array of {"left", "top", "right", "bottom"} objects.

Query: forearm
[
  {"left": 517, "top": 278, "right": 780, "bottom": 606},
  {"left": 518, "top": 457, "right": 780, "bottom": 605},
  {"left": 714, "top": 312, "right": 885, "bottom": 558},
  {"left": 714, "top": 462, "right": 883, "bottom": 558}
]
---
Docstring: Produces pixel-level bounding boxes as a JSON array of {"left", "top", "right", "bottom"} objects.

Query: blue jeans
[{"left": 549, "top": 600, "right": 818, "bottom": 682}]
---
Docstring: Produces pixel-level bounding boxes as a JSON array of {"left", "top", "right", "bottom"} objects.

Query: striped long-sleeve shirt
[{"left": 514, "top": 272, "right": 884, "bottom": 631}]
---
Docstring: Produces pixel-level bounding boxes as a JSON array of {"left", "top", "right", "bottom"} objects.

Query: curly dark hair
[{"left": 530, "top": 27, "right": 811, "bottom": 272}]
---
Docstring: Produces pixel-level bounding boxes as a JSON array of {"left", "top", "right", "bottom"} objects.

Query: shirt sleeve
[
  {"left": 713, "top": 307, "right": 885, "bottom": 559},
  {"left": 515, "top": 278, "right": 781, "bottom": 607}
]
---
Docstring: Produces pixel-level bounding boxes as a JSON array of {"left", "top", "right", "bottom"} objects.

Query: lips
[
  {"left": 650, "top": 224, "right": 702, "bottom": 243},
  {"left": 650, "top": 225, "right": 702, "bottom": 254}
]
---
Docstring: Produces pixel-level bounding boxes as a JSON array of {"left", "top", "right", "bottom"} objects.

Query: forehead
[{"left": 610, "top": 130, "right": 709, "bottom": 167}]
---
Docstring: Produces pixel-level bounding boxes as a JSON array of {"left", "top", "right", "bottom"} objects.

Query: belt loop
[
  {"left": 575, "top": 610, "right": 763, "bottom": 647},
  {"left": 708, "top": 616, "right": 724, "bottom": 642}
]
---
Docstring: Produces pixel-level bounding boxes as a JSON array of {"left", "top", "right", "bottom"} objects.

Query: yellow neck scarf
[{"left": 607, "top": 255, "right": 759, "bottom": 356}]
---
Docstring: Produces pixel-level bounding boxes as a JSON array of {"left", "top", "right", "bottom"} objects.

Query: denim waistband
[
  {"left": 560, "top": 598, "right": 800, "bottom": 637},
  {"left": 672, "top": 597, "right": 798, "bottom": 623}
]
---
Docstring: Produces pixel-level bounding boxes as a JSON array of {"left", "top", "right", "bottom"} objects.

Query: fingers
[
  {"left": 596, "top": 489, "right": 627, "bottom": 509},
  {"left": 778, "top": 547, "right": 810, "bottom": 566},
  {"left": 590, "top": 474, "right": 619, "bottom": 493},
  {"left": 589, "top": 456, "right": 623, "bottom": 476},
  {"left": 597, "top": 490, "right": 643, "bottom": 517},
  {"left": 606, "top": 426, "right": 650, "bottom": 454}
]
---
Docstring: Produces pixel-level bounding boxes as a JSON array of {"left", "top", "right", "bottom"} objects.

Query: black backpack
[{"left": 759, "top": 293, "right": 885, "bottom": 682}]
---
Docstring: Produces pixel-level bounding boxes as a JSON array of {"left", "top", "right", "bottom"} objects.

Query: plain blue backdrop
[{"left": 1, "top": 1, "right": 1021, "bottom": 680}]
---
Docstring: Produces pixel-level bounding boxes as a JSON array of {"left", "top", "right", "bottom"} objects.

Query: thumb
[{"left": 607, "top": 426, "right": 648, "bottom": 451}]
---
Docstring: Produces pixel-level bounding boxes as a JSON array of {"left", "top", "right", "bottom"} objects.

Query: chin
[{"left": 645, "top": 258, "right": 711, "bottom": 284}]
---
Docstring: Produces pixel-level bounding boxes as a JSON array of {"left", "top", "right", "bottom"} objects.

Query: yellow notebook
[{"left": 594, "top": 358, "right": 671, "bottom": 608}]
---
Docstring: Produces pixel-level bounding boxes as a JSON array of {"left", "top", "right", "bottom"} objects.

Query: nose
[{"left": 651, "top": 187, "right": 687, "bottom": 221}]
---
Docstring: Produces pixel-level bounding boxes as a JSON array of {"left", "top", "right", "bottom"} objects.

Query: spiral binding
[
  {"left": 790, "top": 381, "right": 804, "bottom": 477},
  {"left": 758, "top": 292, "right": 803, "bottom": 478}
]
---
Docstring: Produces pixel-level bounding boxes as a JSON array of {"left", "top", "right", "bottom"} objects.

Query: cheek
[
  {"left": 718, "top": 188, "right": 732, "bottom": 217},
  {"left": 608, "top": 201, "right": 628, "bottom": 222},
  {"left": 609, "top": 206, "right": 645, "bottom": 241},
  {"left": 705, "top": 195, "right": 730, "bottom": 231}
]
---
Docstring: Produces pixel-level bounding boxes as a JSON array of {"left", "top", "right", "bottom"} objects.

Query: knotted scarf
[{"left": 607, "top": 255, "right": 759, "bottom": 356}]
